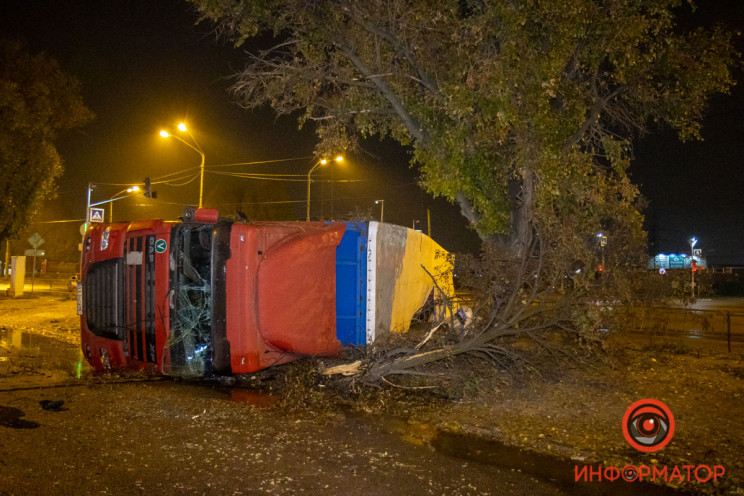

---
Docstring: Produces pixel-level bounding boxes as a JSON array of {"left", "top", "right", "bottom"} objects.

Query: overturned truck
[{"left": 79, "top": 209, "right": 453, "bottom": 377}]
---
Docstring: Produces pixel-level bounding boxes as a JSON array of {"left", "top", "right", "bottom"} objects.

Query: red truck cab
[{"left": 80, "top": 209, "right": 346, "bottom": 377}]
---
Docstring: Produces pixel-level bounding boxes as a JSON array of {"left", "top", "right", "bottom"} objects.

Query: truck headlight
[{"left": 100, "top": 227, "right": 110, "bottom": 250}]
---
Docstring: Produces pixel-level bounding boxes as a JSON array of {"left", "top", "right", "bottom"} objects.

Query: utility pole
[
  {"left": 689, "top": 237, "right": 698, "bottom": 301},
  {"left": 85, "top": 182, "right": 92, "bottom": 227},
  {"left": 427, "top": 209, "right": 431, "bottom": 237},
  {"left": 3, "top": 240, "right": 8, "bottom": 276},
  {"left": 375, "top": 200, "right": 384, "bottom": 223}
]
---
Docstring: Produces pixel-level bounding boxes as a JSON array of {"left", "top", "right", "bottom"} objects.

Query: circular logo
[
  {"left": 155, "top": 239, "right": 167, "bottom": 254},
  {"left": 622, "top": 399, "right": 675, "bottom": 452},
  {"left": 622, "top": 466, "right": 638, "bottom": 482}
]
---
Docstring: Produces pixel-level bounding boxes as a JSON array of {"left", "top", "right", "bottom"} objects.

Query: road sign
[
  {"left": 659, "top": 268, "right": 666, "bottom": 275},
  {"left": 155, "top": 239, "right": 167, "bottom": 254},
  {"left": 28, "top": 232, "right": 44, "bottom": 248},
  {"left": 24, "top": 249, "right": 45, "bottom": 257},
  {"left": 89, "top": 207, "right": 105, "bottom": 223}
]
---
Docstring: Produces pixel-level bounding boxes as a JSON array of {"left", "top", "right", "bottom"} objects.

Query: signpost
[
  {"left": 89, "top": 207, "right": 105, "bottom": 223},
  {"left": 27, "top": 233, "right": 45, "bottom": 292}
]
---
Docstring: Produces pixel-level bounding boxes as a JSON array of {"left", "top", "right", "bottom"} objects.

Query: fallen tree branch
[
  {"left": 321, "top": 360, "right": 362, "bottom": 376},
  {"left": 415, "top": 323, "right": 444, "bottom": 350},
  {"left": 381, "top": 376, "right": 438, "bottom": 390}
]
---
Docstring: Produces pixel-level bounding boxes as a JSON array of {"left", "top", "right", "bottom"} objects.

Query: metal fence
[
  {"left": 617, "top": 306, "right": 744, "bottom": 353},
  {"left": 0, "top": 274, "right": 77, "bottom": 296}
]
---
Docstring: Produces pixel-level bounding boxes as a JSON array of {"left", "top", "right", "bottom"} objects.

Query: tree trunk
[{"left": 510, "top": 167, "right": 535, "bottom": 261}]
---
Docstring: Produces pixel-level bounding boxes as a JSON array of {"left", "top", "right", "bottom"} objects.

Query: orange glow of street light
[
  {"left": 307, "top": 155, "right": 344, "bottom": 221},
  {"left": 158, "top": 123, "right": 206, "bottom": 208}
]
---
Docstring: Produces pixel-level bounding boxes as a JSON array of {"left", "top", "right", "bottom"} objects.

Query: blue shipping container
[{"left": 335, "top": 222, "right": 368, "bottom": 345}]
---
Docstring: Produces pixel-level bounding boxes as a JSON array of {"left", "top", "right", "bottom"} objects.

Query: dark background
[{"left": 1, "top": 0, "right": 742, "bottom": 263}]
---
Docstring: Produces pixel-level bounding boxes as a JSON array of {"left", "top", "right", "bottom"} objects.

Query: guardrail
[
  {"left": 0, "top": 274, "right": 77, "bottom": 296},
  {"left": 617, "top": 306, "right": 744, "bottom": 353}
]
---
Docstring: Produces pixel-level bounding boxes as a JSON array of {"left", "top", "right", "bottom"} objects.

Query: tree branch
[
  {"left": 348, "top": 11, "right": 440, "bottom": 97},
  {"left": 337, "top": 42, "right": 429, "bottom": 144}
]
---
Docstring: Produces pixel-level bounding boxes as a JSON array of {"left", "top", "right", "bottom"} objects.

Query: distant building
[{"left": 648, "top": 253, "right": 707, "bottom": 270}]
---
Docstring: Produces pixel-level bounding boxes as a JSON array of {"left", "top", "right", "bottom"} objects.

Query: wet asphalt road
[
  {"left": 0, "top": 325, "right": 572, "bottom": 496},
  {"left": 0, "top": 298, "right": 700, "bottom": 495},
  {"left": 0, "top": 382, "right": 570, "bottom": 496}
]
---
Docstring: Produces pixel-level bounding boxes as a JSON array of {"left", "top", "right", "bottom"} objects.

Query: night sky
[{"left": 1, "top": 0, "right": 743, "bottom": 262}]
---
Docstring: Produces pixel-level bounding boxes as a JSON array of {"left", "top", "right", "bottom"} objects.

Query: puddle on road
[
  {"left": 348, "top": 413, "right": 683, "bottom": 495},
  {"left": 227, "top": 388, "right": 279, "bottom": 408},
  {"left": 430, "top": 431, "right": 684, "bottom": 495},
  {"left": 0, "top": 327, "right": 83, "bottom": 380},
  {"left": 0, "top": 327, "right": 69, "bottom": 353}
]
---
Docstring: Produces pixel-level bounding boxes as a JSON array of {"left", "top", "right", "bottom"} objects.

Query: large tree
[
  {"left": 189, "top": 0, "right": 736, "bottom": 260},
  {"left": 0, "top": 39, "right": 93, "bottom": 242},
  {"left": 189, "top": 0, "right": 738, "bottom": 382}
]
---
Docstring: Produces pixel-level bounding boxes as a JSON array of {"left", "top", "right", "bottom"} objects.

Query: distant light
[
  {"left": 127, "top": 186, "right": 140, "bottom": 193},
  {"left": 320, "top": 158, "right": 328, "bottom": 165},
  {"left": 597, "top": 232, "right": 604, "bottom": 238},
  {"left": 335, "top": 155, "right": 344, "bottom": 163},
  {"left": 159, "top": 130, "right": 169, "bottom": 138},
  {"left": 177, "top": 123, "right": 187, "bottom": 132}
]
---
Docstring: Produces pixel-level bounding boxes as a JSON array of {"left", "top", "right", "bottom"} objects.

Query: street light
[
  {"left": 689, "top": 236, "right": 698, "bottom": 300},
  {"left": 109, "top": 186, "right": 140, "bottom": 222},
  {"left": 160, "top": 123, "right": 206, "bottom": 208},
  {"left": 597, "top": 232, "right": 607, "bottom": 272},
  {"left": 375, "top": 199, "right": 384, "bottom": 223},
  {"left": 306, "top": 155, "right": 343, "bottom": 222}
]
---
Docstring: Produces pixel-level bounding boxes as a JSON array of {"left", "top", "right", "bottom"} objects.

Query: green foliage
[
  {"left": 189, "top": 0, "right": 737, "bottom": 258},
  {"left": 0, "top": 39, "right": 93, "bottom": 241}
]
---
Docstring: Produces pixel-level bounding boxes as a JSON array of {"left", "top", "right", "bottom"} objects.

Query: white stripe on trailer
[{"left": 365, "top": 221, "right": 378, "bottom": 345}]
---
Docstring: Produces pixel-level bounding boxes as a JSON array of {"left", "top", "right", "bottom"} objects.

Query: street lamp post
[
  {"left": 109, "top": 186, "right": 140, "bottom": 222},
  {"left": 85, "top": 182, "right": 93, "bottom": 226},
  {"left": 306, "top": 156, "right": 342, "bottom": 222},
  {"left": 375, "top": 199, "right": 384, "bottom": 223},
  {"left": 689, "top": 236, "right": 698, "bottom": 300},
  {"left": 160, "top": 123, "right": 206, "bottom": 208}
]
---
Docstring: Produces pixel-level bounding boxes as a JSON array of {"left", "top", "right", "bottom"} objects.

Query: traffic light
[{"left": 143, "top": 177, "right": 157, "bottom": 199}]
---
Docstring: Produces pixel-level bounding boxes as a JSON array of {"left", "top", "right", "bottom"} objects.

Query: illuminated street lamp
[
  {"left": 109, "top": 185, "right": 140, "bottom": 222},
  {"left": 160, "top": 123, "right": 206, "bottom": 208},
  {"left": 306, "top": 155, "right": 343, "bottom": 222},
  {"left": 597, "top": 232, "right": 607, "bottom": 273},
  {"left": 374, "top": 199, "right": 384, "bottom": 223}
]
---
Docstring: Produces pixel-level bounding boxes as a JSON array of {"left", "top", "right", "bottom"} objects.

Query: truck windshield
[{"left": 168, "top": 224, "right": 214, "bottom": 376}]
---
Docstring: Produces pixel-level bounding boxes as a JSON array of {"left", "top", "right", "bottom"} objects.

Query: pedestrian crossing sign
[{"left": 89, "top": 207, "right": 105, "bottom": 223}]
